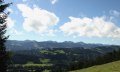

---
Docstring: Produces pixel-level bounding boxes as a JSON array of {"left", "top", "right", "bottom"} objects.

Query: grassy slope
[{"left": 71, "top": 60, "right": 120, "bottom": 72}]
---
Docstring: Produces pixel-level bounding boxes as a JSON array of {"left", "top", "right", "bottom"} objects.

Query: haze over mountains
[{"left": 6, "top": 40, "right": 119, "bottom": 51}]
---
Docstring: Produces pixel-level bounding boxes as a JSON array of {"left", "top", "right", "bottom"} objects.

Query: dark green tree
[{"left": 0, "top": 0, "right": 11, "bottom": 71}]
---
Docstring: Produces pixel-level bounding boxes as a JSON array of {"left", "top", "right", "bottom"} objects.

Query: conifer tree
[{"left": 0, "top": 0, "right": 11, "bottom": 71}]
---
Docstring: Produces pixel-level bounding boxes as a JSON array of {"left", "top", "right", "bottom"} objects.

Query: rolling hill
[{"left": 71, "top": 60, "right": 120, "bottom": 72}]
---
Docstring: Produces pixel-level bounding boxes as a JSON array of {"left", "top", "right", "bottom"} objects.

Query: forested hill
[{"left": 7, "top": 45, "right": 120, "bottom": 72}]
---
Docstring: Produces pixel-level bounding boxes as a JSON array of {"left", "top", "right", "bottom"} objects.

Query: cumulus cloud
[
  {"left": 6, "top": 17, "right": 23, "bottom": 36},
  {"left": 50, "top": 0, "right": 58, "bottom": 4},
  {"left": 7, "top": 8, "right": 13, "bottom": 13},
  {"left": 6, "top": 17, "right": 15, "bottom": 29},
  {"left": 60, "top": 16, "right": 120, "bottom": 38},
  {"left": 110, "top": 10, "right": 120, "bottom": 17},
  {"left": 47, "top": 29, "right": 58, "bottom": 36},
  {"left": 17, "top": 4, "right": 59, "bottom": 34},
  {"left": 9, "top": 28, "right": 23, "bottom": 35},
  {"left": 22, "top": 0, "right": 27, "bottom": 2}
]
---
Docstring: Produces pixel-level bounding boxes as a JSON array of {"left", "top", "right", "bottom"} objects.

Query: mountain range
[
  {"left": 5, "top": 40, "right": 108, "bottom": 51},
  {"left": 5, "top": 40, "right": 120, "bottom": 54}
]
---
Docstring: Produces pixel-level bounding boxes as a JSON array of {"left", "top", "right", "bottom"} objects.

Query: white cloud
[
  {"left": 60, "top": 16, "right": 120, "bottom": 38},
  {"left": 7, "top": 8, "right": 13, "bottom": 13},
  {"left": 110, "top": 10, "right": 120, "bottom": 17},
  {"left": 47, "top": 29, "right": 58, "bottom": 36},
  {"left": 50, "top": 0, "right": 58, "bottom": 4},
  {"left": 0, "top": 13, "right": 15, "bottom": 29},
  {"left": 22, "top": 0, "right": 58, "bottom": 4},
  {"left": 22, "top": 0, "right": 27, "bottom": 2},
  {"left": 6, "top": 18, "right": 23, "bottom": 36},
  {"left": 17, "top": 4, "right": 59, "bottom": 34},
  {"left": 9, "top": 28, "right": 23, "bottom": 35},
  {"left": 6, "top": 17, "right": 15, "bottom": 29}
]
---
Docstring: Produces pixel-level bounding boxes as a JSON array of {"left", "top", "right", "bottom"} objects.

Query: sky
[{"left": 4, "top": 0, "right": 120, "bottom": 45}]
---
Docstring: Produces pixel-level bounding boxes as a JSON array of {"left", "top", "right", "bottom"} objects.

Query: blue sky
[{"left": 5, "top": 0, "right": 120, "bottom": 45}]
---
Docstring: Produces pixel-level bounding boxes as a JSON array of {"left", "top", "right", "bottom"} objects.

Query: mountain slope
[{"left": 71, "top": 60, "right": 120, "bottom": 72}]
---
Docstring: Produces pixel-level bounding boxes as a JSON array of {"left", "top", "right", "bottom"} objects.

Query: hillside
[{"left": 71, "top": 60, "right": 120, "bottom": 72}]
